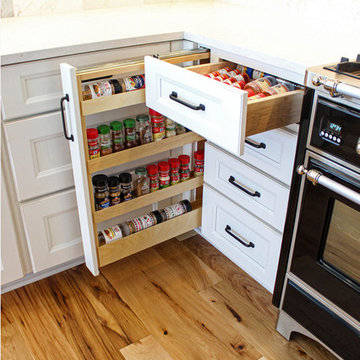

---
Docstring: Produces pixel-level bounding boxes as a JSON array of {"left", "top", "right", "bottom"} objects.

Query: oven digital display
[{"left": 327, "top": 121, "right": 342, "bottom": 134}]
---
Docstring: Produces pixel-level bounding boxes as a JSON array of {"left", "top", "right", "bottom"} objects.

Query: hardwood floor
[{"left": 1, "top": 235, "right": 337, "bottom": 360}]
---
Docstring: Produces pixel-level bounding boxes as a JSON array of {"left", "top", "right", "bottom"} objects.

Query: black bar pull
[
  {"left": 245, "top": 138, "right": 266, "bottom": 149},
  {"left": 60, "top": 94, "right": 74, "bottom": 142},
  {"left": 228, "top": 176, "right": 261, "bottom": 197},
  {"left": 225, "top": 225, "right": 255, "bottom": 248},
  {"left": 169, "top": 91, "right": 205, "bottom": 111}
]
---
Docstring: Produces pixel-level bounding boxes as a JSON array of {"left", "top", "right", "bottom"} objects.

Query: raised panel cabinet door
[
  {"left": 4, "top": 111, "right": 74, "bottom": 201},
  {"left": 2, "top": 42, "right": 171, "bottom": 120},
  {"left": 20, "top": 189, "right": 83, "bottom": 273},
  {"left": 1, "top": 172, "right": 23, "bottom": 285}
]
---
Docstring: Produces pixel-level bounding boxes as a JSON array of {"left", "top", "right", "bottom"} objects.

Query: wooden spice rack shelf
[
  {"left": 94, "top": 175, "right": 203, "bottom": 223},
  {"left": 98, "top": 202, "right": 202, "bottom": 267},
  {"left": 87, "top": 131, "right": 204, "bottom": 173}
]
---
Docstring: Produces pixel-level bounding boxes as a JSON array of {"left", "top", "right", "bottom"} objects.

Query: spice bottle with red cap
[
  {"left": 147, "top": 164, "right": 159, "bottom": 192},
  {"left": 169, "top": 158, "right": 180, "bottom": 185},
  {"left": 158, "top": 161, "right": 170, "bottom": 189},
  {"left": 87, "top": 128, "right": 100, "bottom": 159},
  {"left": 194, "top": 150, "right": 204, "bottom": 177},
  {"left": 178, "top": 155, "right": 191, "bottom": 182}
]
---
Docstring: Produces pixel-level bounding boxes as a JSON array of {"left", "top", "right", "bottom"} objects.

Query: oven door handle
[{"left": 297, "top": 165, "right": 360, "bottom": 205}]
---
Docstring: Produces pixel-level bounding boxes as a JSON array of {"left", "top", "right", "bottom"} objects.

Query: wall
[{"left": 1, "top": 0, "right": 211, "bottom": 17}]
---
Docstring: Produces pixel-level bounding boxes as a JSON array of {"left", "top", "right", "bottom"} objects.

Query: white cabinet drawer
[
  {"left": 201, "top": 185, "right": 282, "bottom": 292},
  {"left": 242, "top": 128, "right": 297, "bottom": 186},
  {"left": 4, "top": 112, "right": 74, "bottom": 201},
  {"left": 2, "top": 42, "right": 170, "bottom": 120},
  {"left": 20, "top": 189, "right": 83, "bottom": 273},
  {"left": 145, "top": 57, "right": 303, "bottom": 157},
  {"left": 205, "top": 143, "right": 290, "bottom": 232}
]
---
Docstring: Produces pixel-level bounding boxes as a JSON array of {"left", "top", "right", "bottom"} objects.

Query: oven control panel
[{"left": 319, "top": 121, "right": 343, "bottom": 145}]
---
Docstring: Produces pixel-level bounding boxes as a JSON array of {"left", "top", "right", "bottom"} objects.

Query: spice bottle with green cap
[
  {"left": 134, "top": 167, "right": 150, "bottom": 197},
  {"left": 110, "top": 121, "right": 125, "bottom": 152},
  {"left": 97, "top": 124, "right": 112, "bottom": 156},
  {"left": 124, "top": 118, "right": 137, "bottom": 148}
]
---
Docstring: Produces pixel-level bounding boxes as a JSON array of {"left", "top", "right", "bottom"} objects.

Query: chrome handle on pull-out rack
[
  {"left": 312, "top": 75, "right": 360, "bottom": 100},
  {"left": 297, "top": 165, "right": 360, "bottom": 205}
]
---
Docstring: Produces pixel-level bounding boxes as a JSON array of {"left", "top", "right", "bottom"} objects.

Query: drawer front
[
  {"left": 205, "top": 143, "right": 290, "bottom": 232},
  {"left": 241, "top": 128, "right": 297, "bottom": 186},
  {"left": 20, "top": 189, "right": 83, "bottom": 273},
  {"left": 2, "top": 42, "right": 170, "bottom": 120},
  {"left": 145, "top": 56, "right": 247, "bottom": 157},
  {"left": 202, "top": 185, "right": 282, "bottom": 292},
  {"left": 4, "top": 112, "right": 74, "bottom": 201}
]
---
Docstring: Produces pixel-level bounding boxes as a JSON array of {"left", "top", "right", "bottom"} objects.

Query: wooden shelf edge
[
  {"left": 81, "top": 89, "right": 145, "bottom": 116},
  {"left": 94, "top": 176, "right": 203, "bottom": 223},
  {"left": 98, "top": 206, "right": 202, "bottom": 267},
  {"left": 87, "top": 132, "right": 204, "bottom": 173}
]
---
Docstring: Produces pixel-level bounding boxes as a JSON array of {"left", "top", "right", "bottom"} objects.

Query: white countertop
[{"left": 2, "top": 2, "right": 359, "bottom": 83}]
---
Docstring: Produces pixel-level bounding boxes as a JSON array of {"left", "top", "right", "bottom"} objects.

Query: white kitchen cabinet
[
  {"left": 4, "top": 111, "right": 73, "bottom": 201},
  {"left": 20, "top": 189, "right": 83, "bottom": 273},
  {"left": 202, "top": 185, "right": 282, "bottom": 292},
  {"left": 1, "top": 171, "right": 24, "bottom": 285}
]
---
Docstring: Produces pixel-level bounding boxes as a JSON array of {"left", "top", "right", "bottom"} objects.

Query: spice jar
[
  {"left": 158, "top": 161, "right": 170, "bottom": 189},
  {"left": 110, "top": 121, "right": 125, "bottom": 152},
  {"left": 169, "top": 158, "right": 180, "bottom": 185},
  {"left": 165, "top": 118, "right": 176, "bottom": 138},
  {"left": 108, "top": 176, "right": 121, "bottom": 206},
  {"left": 97, "top": 125, "right": 113, "bottom": 156},
  {"left": 244, "top": 76, "right": 277, "bottom": 95},
  {"left": 134, "top": 167, "right": 150, "bottom": 197},
  {"left": 149, "top": 109, "right": 165, "bottom": 142},
  {"left": 126, "top": 210, "right": 162, "bottom": 235},
  {"left": 194, "top": 150, "right": 205, "bottom": 177},
  {"left": 119, "top": 75, "right": 145, "bottom": 92},
  {"left": 98, "top": 225, "right": 123, "bottom": 245},
  {"left": 83, "top": 79, "right": 122, "bottom": 100},
  {"left": 178, "top": 155, "right": 190, "bottom": 182},
  {"left": 176, "top": 123, "right": 187, "bottom": 135},
  {"left": 123, "top": 118, "right": 137, "bottom": 148},
  {"left": 136, "top": 114, "right": 153, "bottom": 144},
  {"left": 87, "top": 128, "right": 100, "bottom": 159},
  {"left": 119, "top": 172, "right": 133, "bottom": 201},
  {"left": 92, "top": 174, "right": 110, "bottom": 210},
  {"left": 147, "top": 164, "right": 159, "bottom": 192},
  {"left": 159, "top": 200, "right": 192, "bottom": 221},
  {"left": 262, "top": 81, "right": 295, "bottom": 96}
]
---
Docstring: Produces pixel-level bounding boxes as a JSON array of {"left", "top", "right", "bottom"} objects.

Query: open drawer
[{"left": 145, "top": 57, "right": 304, "bottom": 157}]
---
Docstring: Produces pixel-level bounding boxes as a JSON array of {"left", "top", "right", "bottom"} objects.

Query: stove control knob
[
  {"left": 312, "top": 75, "right": 324, "bottom": 86},
  {"left": 356, "top": 138, "right": 360, "bottom": 155}
]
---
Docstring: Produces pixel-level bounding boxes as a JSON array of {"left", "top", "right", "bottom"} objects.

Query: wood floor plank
[
  {"left": 102, "top": 247, "right": 261, "bottom": 360},
  {"left": 120, "top": 335, "right": 175, "bottom": 360},
  {"left": 199, "top": 280, "right": 337, "bottom": 360},
  {"left": 154, "top": 238, "right": 222, "bottom": 291},
  {"left": 183, "top": 234, "right": 277, "bottom": 320},
  {"left": 1, "top": 303, "right": 35, "bottom": 360}
]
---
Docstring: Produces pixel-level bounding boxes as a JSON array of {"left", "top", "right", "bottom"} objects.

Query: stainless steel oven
[{"left": 273, "top": 58, "right": 360, "bottom": 360}]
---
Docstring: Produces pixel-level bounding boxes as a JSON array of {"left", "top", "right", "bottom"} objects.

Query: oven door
[{"left": 290, "top": 151, "right": 360, "bottom": 321}]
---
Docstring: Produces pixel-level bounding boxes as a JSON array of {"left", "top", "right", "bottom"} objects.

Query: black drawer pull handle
[
  {"left": 169, "top": 91, "right": 205, "bottom": 111},
  {"left": 60, "top": 94, "right": 74, "bottom": 142},
  {"left": 228, "top": 176, "right": 261, "bottom": 197},
  {"left": 225, "top": 225, "right": 255, "bottom": 248},
  {"left": 245, "top": 138, "right": 266, "bottom": 149}
]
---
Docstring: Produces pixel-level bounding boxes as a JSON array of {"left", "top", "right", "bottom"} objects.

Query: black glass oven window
[{"left": 322, "top": 200, "right": 360, "bottom": 285}]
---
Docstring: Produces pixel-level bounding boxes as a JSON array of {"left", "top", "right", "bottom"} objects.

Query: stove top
[{"left": 323, "top": 55, "right": 360, "bottom": 80}]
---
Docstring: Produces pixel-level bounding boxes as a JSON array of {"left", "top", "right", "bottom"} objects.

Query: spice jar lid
[
  {"left": 110, "top": 79, "right": 122, "bottom": 94},
  {"left": 150, "top": 210, "right": 163, "bottom": 224},
  {"left": 136, "top": 114, "right": 150, "bottom": 122},
  {"left": 158, "top": 161, "right": 170, "bottom": 171},
  {"left": 87, "top": 128, "right": 98, "bottom": 139},
  {"left": 194, "top": 150, "right": 204, "bottom": 160},
  {"left": 149, "top": 108, "right": 162, "bottom": 117},
  {"left": 169, "top": 158, "right": 180, "bottom": 167},
  {"left": 147, "top": 164, "right": 159, "bottom": 175},
  {"left": 135, "top": 167, "right": 147, "bottom": 176},
  {"left": 92, "top": 174, "right": 108, "bottom": 187},
  {"left": 180, "top": 199, "right": 192, "bottom": 213},
  {"left": 178, "top": 155, "right": 190, "bottom": 165},
  {"left": 118, "top": 172, "right": 132, "bottom": 183},
  {"left": 97, "top": 124, "right": 110, "bottom": 134},
  {"left": 123, "top": 118, "right": 135, "bottom": 128},
  {"left": 110, "top": 121, "right": 122, "bottom": 131},
  {"left": 108, "top": 176, "right": 120, "bottom": 187}
]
